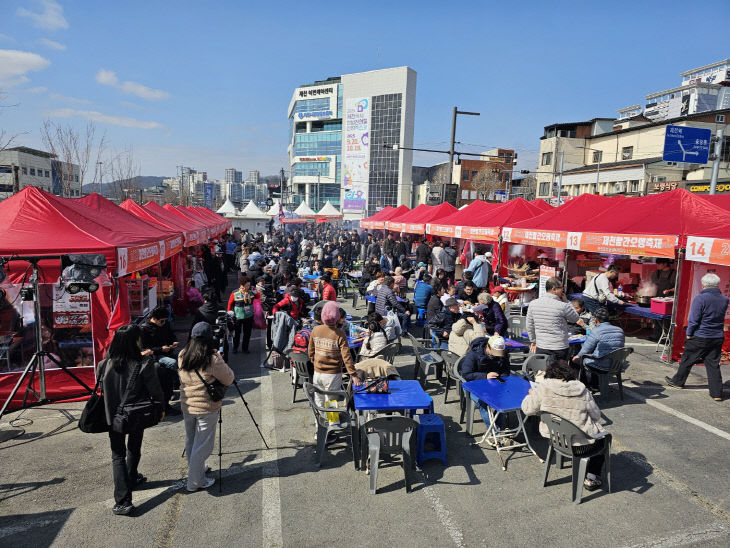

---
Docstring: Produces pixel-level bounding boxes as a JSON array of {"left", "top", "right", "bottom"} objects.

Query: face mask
[{"left": 291, "top": 296, "right": 299, "bottom": 302}]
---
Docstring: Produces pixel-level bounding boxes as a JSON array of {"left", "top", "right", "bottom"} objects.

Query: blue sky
[{"left": 1, "top": 0, "right": 728, "bottom": 180}]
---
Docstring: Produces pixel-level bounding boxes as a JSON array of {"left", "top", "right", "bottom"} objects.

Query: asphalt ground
[{"left": 1, "top": 278, "right": 729, "bottom": 547}]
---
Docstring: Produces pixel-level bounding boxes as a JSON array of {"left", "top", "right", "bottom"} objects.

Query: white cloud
[
  {"left": 0, "top": 49, "right": 50, "bottom": 87},
  {"left": 95, "top": 69, "right": 170, "bottom": 101},
  {"left": 26, "top": 85, "right": 49, "bottom": 94},
  {"left": 17, "top": 0, "right": 69, "bottom": 31},
  {"left": 47, "top": 107, "right": 163, "bottom": 130},
  {"left": 49, "top": 92, "right": 89, "bottom": 105},
  {"left": 39, "top": 38, "right": 66, "bottom": 51}
]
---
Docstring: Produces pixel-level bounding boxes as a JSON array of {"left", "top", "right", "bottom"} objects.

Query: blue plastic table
[
  {"left": 567, "top": 293, "right": 669, "bottom": 321},
  {"left": 348, "top": 336, "right": 364, "bottom": 349},
  {"left": 504, "top": 338, "right": 528, "bottom": 351},
  {"left": 353, "top": 380, "right": 433, "bottom": 414},
  {"left": 462, "top": 376, "right": 542, "bottom": 470}
]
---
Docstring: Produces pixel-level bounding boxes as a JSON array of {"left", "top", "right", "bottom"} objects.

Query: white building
[
  {"left": 247, "top": 170, "right": 260, "bottom": 184},
  {"left": 287, "top": 66, "right": 417, "bottom": 219},
  {"left": 0, "top": 146, "right": 80, "bottom": 200}
]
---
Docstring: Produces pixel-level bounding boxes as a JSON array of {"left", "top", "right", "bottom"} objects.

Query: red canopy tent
[
  {"left": 428, "top": 200, "right": 501, "bottom": 239},
  {"left": 191, "top": 206, "right": 232, "bottom": 233},
  {"left": 361, "top": 205, "right": 410, "bottom": 230},
  {"left": 386, "top": 202, "right": 457, "bottom": 234},
  {"left": 161, "top": 204, "right": 211, "bottom": 242},
  {"left": 360, "top": 206, "right": 394, "bottom": 229},
  {"left": 181, "top": 206, "right": 218, "bottom": 235},
  {"left": 120, "top": 199, "right": 197, "bottom": 247},
  {"left": 144, "top": 201, "right": 206, "bottom": 246},
  {"left": 530, "top": 199, "right": 554, "bottom": 212},
  {"left": 76, "top": 194, "right": 184, "bottom": 264},
  {"left": 185, "top": 206, "right": 229, "bottom": 235}
]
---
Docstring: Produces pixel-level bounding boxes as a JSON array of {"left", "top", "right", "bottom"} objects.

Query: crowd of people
[{"left": 93, "top": 225, "right": 727, "bottom": 515}]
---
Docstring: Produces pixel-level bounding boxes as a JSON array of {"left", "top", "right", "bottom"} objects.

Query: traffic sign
[{"left": 663, "top": 125, "right": 712, "bottom": 164}]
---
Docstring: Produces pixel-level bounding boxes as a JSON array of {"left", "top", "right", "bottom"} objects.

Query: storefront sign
[
  {"left": 297, "top": 110, "right": 333, "bottom": 119},
  {"left": 459, "top": 226, "right": 500, "bottom": 241},
  {"left": 686, "top": 236, "right": 730, "bottom": 266},
  {"left": 297, "top": 86, "right": 335, "bottom": 98},
  {"left": 502, "top": 227, "right": 568, "bottom": 249},
  {"left": 342, "top": 97, "right": 370, "bottom": 213},
  {"left": 429, "top": 224, "right": 455, "bottom": 238},
  {"left": 687, "top": 183, "right": 730, "bottom": 194},
  {"left": 652, "top": 181, "right": 679, "bottom": 193},
  {"left": 117, "top": 242, "right": 161, "bottom": 276},
  {"left": 387, "top": 221, "right": 404, "bottom": 231},
  {"left": 404, "top": 223, "right": 426, "bottom": 234},
  {"left": 164, "top": 235, "right": 184, "bottom": 259},
  {"left": 295, "top": 156, "right": 333, "bottom": 163},
  {"left": 52, "top": 286, "right": 91, "bottom": 328}
]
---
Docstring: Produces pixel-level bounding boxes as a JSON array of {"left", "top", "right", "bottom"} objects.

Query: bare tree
[
  {"left": 40, "top": 120, "right": 107, "bottom": 197},
  {"left": 512, "top": 174, "right": 537, "bottom": 200},
  {"left": 106, "top": 148, "right": 141, "bottom": 203},
  {"left": 162, "top": 187, "right": 180, "bottom": 206},
  {"left": 471, "top": 165, "right": 505, "bottom": 201}
]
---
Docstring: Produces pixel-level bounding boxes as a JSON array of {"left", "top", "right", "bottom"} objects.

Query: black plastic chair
[
  {"left": 439, "top": 351, "right": 461, "bottom": 401},
  {"left": 540, "top": 412, "right": 612, "bottom": 504},
  {"left": 303, "top": 382, "right": 359, "bottom": 469},
  {"left": 406, "top": 333, "right": 444, "bottom": 386},
  {"left": 581, "top": 347, "right": 633, "bottom": 401},
  {"left": 290, "top": 352, "right": 312, "bottom": 403},
  {"left": 360, "top": 415, "right": 418, "bottom": 494},
  {"left": 521, "top": 354, "right": 552, "bottom": 381},
  {"left": 507, "top": 315, "right": 527, "bottom": 339}
]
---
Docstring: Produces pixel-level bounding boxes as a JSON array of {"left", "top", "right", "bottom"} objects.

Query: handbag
[
  {"left": 78, "top": 359, "right": 110, "bottom": 433},
  {"left": 195, "top": 368, "right": 228, "bottom": 402},
  {"left": 356, "top": 376, "right": 390, "bottom": 394},
  {"left": 111, "top": 359, "right": 163, "bottom": 434}
]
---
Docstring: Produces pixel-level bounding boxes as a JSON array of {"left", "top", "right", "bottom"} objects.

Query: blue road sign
[
  {"left": 204, "top": 182, "right": 213, "bottom": 208},
  {"left": 663, "top": 125, "right": 712, "bottom": 164}
]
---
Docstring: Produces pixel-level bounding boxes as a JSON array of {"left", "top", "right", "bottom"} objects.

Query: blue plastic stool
[
  {"left": 416, "top": 308, "right": 427, "bottom": 326},
  {"left": 416, "top": 414, "right": 447, "bottom": 467}
]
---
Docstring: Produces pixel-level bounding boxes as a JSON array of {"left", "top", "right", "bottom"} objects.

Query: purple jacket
[{"left": 687, "top": 288, "right": 728, "bottom": 339}]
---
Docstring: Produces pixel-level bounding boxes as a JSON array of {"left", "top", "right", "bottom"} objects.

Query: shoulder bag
[
  {"left": 590, "top": 275, "right": 607, "bottom": 304},
  {"left": 78, "top": 359, "right": 110, "bottom": 433},
  {"left": 194, "top": 368, "right": 228, "bottom": 402},
  {"left": 112, "top": 358, "right": 163, "bottom": 434},
  {"left": 355, "top": 376, "right": 390, "bottom": 394}
]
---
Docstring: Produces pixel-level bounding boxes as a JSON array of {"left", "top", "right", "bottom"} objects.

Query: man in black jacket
[
  {"left": 140, "top": 306, "right": 180, "bottom": 415},
  {"left": 427, "top": 282, "right": 445, "bottom": 321},
  {"left": 428, "top": 297, "right": 461, "bottom": 349},
  {"left": 416, "top": 239, "right": 432, "bottom": 265}
]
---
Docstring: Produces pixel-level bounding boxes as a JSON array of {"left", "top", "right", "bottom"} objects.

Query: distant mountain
[{"left": 82, "top": 175, "right": 168, "bottom": 194}]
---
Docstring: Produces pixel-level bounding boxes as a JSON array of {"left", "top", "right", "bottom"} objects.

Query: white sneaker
[{"left": 186, "top": 476, "right": 215, "bottom": 492}]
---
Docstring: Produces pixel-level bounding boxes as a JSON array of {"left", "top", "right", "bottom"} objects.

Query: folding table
[
  {"left": 353, "top": 380, "right": 433, "bottom": 417},
  {"left": 462, "top": 376, "right": 542, "bottom": 471}
]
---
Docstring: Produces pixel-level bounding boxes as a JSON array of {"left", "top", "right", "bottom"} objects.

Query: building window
[
  {"left": 30, "top": 168, "right": 36, "bottom": 176},
  {"left": 22, "top": 166, "right": 27, "bottom": 175},
  {"left": 592, "top": 150, "right": 603, "bottom": 163},
  {"left": 75, "top": 174, "right": 79, "bottom": 182},
  {"left": 45, "top": 170, "right": 50, "bottom": 177},
  {"left": 292, "top": 161, "right": 329, "bottom": 177},
  {"left": 462, "top": 171, "right": 469, "bottom": 181},
  {"left": 716, "top": 114, "right": 725, "bottom": 123},
  {"left": 471, "top": 170, "right": 478, "bottom": 180},
  {"left": 470, "top": 190, "right": 478, "bottom": 200},
  {"left": 621, "top": 146, "right": 633, "bottom": 160},
  {"left": 292, "top": 98, "right": 331, "bottom": 115},
  {"left": 539, "top": 182, "right": 550, "bottom": 196},
  {"left": 541, "top": 152, "right": 553, "bottom": 166},
  {"left": 461, "top": 190, "right": 469, "bottom": 199},
  {"left": 721, "top": 136, "right": 730, "bottom": 162},
  {"left": 630, "top": 180, "right": 640, "bottom": 193}
]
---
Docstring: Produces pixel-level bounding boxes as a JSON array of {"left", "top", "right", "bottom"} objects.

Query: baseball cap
[
  {"left": 484, "top": 251, "right": 493, "bottom": 258},
  {"left": 488, "top": 334, "right": 506, "bottom": 356},
  {"left": 444, "top": 297, "right": 458, "bottom": 307}
]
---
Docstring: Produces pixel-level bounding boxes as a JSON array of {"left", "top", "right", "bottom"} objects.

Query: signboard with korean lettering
[
  {"left": 459, "top": 226, "right": 500, "bottom": 241},
  {"left": 501, "top": 227, "right": 568, "bottom": 249},
  {"left": 53, "top": 286, "right": 91, "bottom": 328},
  {"left": 342, "top": 97, "right": 370, "bottom": 213},
  {"left": 663, "top": 125, "right": 712, "bottom": 164},
  {"left": 429, "top": 224, "right": 456, "bottom": 238},
  {"left": 578, "top": 233, "right": 677, "bottom": 258},
  {"left": 117, "top": 242, "right": 161, "bottom": 276},
  {"left": 686, "top": 236, "right": 730, "bottom": 267},
  {"left": 538, "top": 265, "right": 556, "bottom": 297}
]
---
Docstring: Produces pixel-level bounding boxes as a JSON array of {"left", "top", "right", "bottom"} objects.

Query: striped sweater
[{"left": 307, "top": 324, "right": 356, "bottom": 376}]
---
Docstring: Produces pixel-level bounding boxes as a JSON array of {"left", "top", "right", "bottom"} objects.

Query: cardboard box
[{"left": 651, "top": 297, "right": 673, "bottom": 316}]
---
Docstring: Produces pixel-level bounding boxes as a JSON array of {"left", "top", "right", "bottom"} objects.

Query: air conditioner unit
[{"left": 613, "top": 182, "right": 626, "bottom": 193}]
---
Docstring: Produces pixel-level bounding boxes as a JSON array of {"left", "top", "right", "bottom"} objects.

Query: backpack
[{"left": 292, "top": 326, "right": 312, "bottom": 354}]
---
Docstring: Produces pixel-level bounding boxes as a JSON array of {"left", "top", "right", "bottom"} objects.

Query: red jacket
[
  {"left": 272, "top": 293, "right": 304, "bottom": 320},
  {"left": 321, "top": 282, "right": 337, "bottom": 301}
]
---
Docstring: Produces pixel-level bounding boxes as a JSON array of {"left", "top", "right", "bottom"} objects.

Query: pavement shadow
[
  {"left": 0, "top": 508, "right": 74, "bottom": 546},
  {"left": 0, "top": 409, "right": 78, "bottom": 451},
  {"left": 0, "top": 477, "right": 65, "bottom": 503}
]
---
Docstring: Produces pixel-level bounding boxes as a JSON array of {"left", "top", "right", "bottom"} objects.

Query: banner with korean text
[
  {"left": 342, "top": 97, "right": 370, "bottom": 213},
  {"left": 117, "top": 242, "right": 161, "bottom": 276},
  {"left": 686, "top": 237, "right": 730, "bottom": 266}
]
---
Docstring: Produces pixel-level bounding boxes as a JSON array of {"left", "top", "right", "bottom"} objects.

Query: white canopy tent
[
  {"left": 229, "top": 200, "right": 271, "bottom": 233},
  {"left": 216, "top": 198, "right": 238, "bottom": 217},
  {"left": 239, "top": 200, "right": 269, "bottom": 218},
  {"left": 294, "top": 201, "right": 317, "bottom": 217},
  {"left": 265, "top": 199, "right": 282, "bottom": 217},
  {"left": 316, "top": 201, "right": 342, "bottom": 218}
]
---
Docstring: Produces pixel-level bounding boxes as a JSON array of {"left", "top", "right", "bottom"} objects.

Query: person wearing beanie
[{"left": 308, "top": 302, "right": 361, "bottom": 422}]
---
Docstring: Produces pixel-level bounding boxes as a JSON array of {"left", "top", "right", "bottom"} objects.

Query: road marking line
[
  {"left": 625, "top": 383, "right": 730, "bottom": 442},
  {"left": 420, "top": 480, "right": 465, "bottom": 547},
  {"left": 625, "top": 523, "right": 728, "bottom": 547},
  {"left": 0, "top": 516, "right": 66, "bottom": 540},
  {"left": 260, "top": 367, "right": 283, "bottom": 548}
]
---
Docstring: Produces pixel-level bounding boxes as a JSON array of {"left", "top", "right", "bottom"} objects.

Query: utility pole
[
  {"left": 12, "top": 165, "right": 20, "bottom": 194},
  {"left": 709, "top": 128, "right": 724, "bottom": 195},
  {"left": 96, "top": 161, "right": 103, "bottom": 195},
  {"left": 447, "top": 107, "right": 480, "bottom": 203},
  {"left": 555, "top": 151, "right": 565, "bottom": 205},
  {"left": 279, "top": 167, "right": 285, "bottom": 210}
]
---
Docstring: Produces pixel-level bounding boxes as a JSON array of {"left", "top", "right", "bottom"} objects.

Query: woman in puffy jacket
[
  {"left": 521, "top": 359, "right": 607, "bottom": 492},
  {"left": 448, "top": 312, "right": 486, "bottom": 356}
]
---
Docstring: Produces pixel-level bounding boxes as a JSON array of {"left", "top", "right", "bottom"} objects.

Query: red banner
[
  {"left": 502, "top": 227, "right": 568, "bottom": 249},
  {"left": 117, "top": 242, "right": 161, "bottom": 276},
  {"left": 428, "top": 223, "right": 455, "bottom": 238},
  {"left": 569, "top": 232, "right": 677, "bottom": 258}
]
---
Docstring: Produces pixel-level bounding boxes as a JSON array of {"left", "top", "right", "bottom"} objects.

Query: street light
[{"left": 577, "top": 146, "right": 602, "bottom": 195}]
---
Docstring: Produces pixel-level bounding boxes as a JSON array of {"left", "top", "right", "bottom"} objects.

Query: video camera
[{"left": 213, "top": 311, "right": 231, "bottom": 349}]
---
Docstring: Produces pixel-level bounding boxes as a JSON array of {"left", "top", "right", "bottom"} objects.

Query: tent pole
[{"left": 663, "top": 248, "right": 685, "bottom": 361}]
